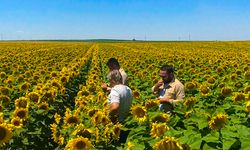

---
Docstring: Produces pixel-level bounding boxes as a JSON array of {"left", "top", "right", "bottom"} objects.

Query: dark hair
[
  {"left": 160, "top": 65, "right": 174, "bottom": 73},
  {"left": 107, "top": 58, "right": 120, "bottom": 67}
]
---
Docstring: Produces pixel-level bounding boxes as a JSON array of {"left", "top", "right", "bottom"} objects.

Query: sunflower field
[{"left": 0, "top": 41, "right": 249, "bottom": 150}]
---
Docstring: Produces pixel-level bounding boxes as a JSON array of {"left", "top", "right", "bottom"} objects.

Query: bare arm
[{"left": 109, "top": 102, "right": 119, "bottom": 123}]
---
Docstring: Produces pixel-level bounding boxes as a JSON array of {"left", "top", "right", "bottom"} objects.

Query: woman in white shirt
[{"left": 107, "top": 69, "right": 132, "bottom": 124}]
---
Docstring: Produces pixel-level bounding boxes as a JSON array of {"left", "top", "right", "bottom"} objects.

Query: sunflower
[
  {"left": 60, "top": 76, "right": 69, "bottom": 84},
  {"left": 0, "top": 123, "right": 13, "bottom": 147},
  {"left": 0, "top": 72, "right": 6, "bottom": 78},
  {"left": 133, "top": 90, "right": 140, "bottom": 99},
  {"left": 185, "top": 81, "right": 196, "bottom": 90},
  {"left": 153, "top": 136, "right": 183, "bottom": 150},
  {"left": 11, "top": 117, "right": 23, "bottom": 128},
  {"left": 199, "top": 84, "right": 210, "bottom": 96},
  {"left": 27, "top": 92, "right": 40, "bottom": 103},
  {"left": 207, "top": 77, "right": 216, "bottom": 84},
  {"left": 0, "top": 95, "right": 10, "bottom": 106},
  {"left": 38, "top": 102, "right": 49, "bottom": 111},
  {"left": 233, "top": 93, "right": 245, "bottom": 102},
  {"left": 64, "top": 108, "right": 80, "bottom": 127},
  {"left": 112, "top": 123, "right": 122, "bottom": 140},
  {"left": 15, "top": 97, "right": 30, "bottom": 109},
  {"left": 131, "top": 105, "right": 147, "bottom": 123},
  {"left": 234, "top": 81, "right": 243, "bottom": 88},
  {"left": 64, "top": 115, "right": 80, "bottom": 127},
  {"left": 50, "top": 80, "right": 62, "bottom": 90},
  {"left": 13, "top": 108, "right": 28, "bottom": 120},
  {"left": 208, "top": 113, "right": 228, "bottom": 130},
  {"left": 151, "top": 113, "right": 170, "bottom": 123},
  {"left": 87, "top": 109, "right": 98, "bottom": 117},
  {"left": 91, "top": 111, "right": 104, "bottom": 125},
  {"left": 72, "top": 124, "right": 92, "bottom": 139},
  {"left": 50, "top": 71, "right": 58, "bottom": 78},
  {"left": 19, "top": 82, "right": 31, "bottom": 91},
  {"left": 65, "top": 137, "right": 92, "bottom": 150},
  {"left": 183, "top": 97, "right": 197, "bottom": 109},
  {"left": 221, "top": 87, "right": 232, "bottom": 96},
  {"left": 150, "top": 123, "right": 169, "bottom": 138},
  {"left": 0, "top": 87, "right": 9, "bottom": 96},
  {"left": 145, "top": 99, "right": 159, "bottom": 109}
]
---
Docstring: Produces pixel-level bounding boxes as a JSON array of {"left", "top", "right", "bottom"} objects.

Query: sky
[{"left": 0, "top": 0, "right": 250, "bottom": 41}]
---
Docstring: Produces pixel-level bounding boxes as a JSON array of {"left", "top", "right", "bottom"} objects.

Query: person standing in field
[
  {"left": 107, "top": 69, "right": 132, "bottom": 124},
  {"left": 152, "top": 65, "right": 185, "bottom": 114},
  {"left": 101, "top": 58, "right": 128, "bottom": 92}
]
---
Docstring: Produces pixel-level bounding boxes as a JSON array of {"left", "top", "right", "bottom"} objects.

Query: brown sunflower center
[{"left": 75, "top": 140, "right": 86, "bottom": 149}]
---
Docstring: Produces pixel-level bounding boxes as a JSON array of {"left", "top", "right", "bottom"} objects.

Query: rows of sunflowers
[{"left": 0, "top": 41, "right": 249, "bottom": 149}]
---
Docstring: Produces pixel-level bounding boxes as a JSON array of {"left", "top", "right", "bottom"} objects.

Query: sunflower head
[
  {"left": 0, "top": 95, "right": 10, "bottom": 106},
  {"left": 131, "top": 105, "right": 147, "bottom": 123},
  {"left": 208, "top": 113, "right": 228, "bottom": 130},
  {"left": 38, "top": 102, "right": 49, "bottom": 111},
  {"left": 153, "top": 136, "right": 183, "bottom": 150},
  {"left": 150, "top": 123, "right": 169, "bottom": 138},
  {"left": 133, "top": 90, "right": 140, "bottom": 99},
  {"left": 15, "top": 97, "right": 29, "bottom": 109},
  {"left": 233, "top": 93, "right": 245, "bottom": 102},
  {"left": 221, "top": 87, "right": 232, "bottom": 96},
  {"left": 207, "top": 77, "right": 216, "bottom": 84},
  {"left": 185, "top": 81, "right": 196, "bottom": 90},
  {"left": 64, "top": 115, "right": 80, "bottom": 127},
  {"left": 87, "top": 109, "right": 98, "bottom": 117},
  {"left": 145, "top": 99, "right": 159, "bottom": 109},
  {"left": 0, "top": 72, "right": 6, "bottom": 78},
  {"left": 235, "top": 81, "right": 243, "bottom": 88},
  {"left": 51, "top": 80, "right": 62, "bottom": 89},
  {"left": 28, "top": 92, "right": 40, "bottom": 103},
  {"left": 91, "top": 111, "right": 104, "bottom": 125},
  {"left": 112, "top": 123, "right": 122, "bottom": 140},
  {"left": 183, "top": 97, "right": 197, "bottom": 109},
  {"left": 0, "top": 123, "right": 13, "bottom": 147},
  {"left": 11, "top": 117, "right": 23, "bottom": 129},
  {"left": 200, "top": 85, "right": 210, "bottom": 96},
  {"left": 0, "top": 87, "right": 10, "bottom": 96},
  {"left": 151, "top": 113, "right": 170, "bottom": 123},
  {"left": 13, "top": 108, "right": 28, "bottom": 120},
  {"left": 19, "top": 82, "right": 31, "bottom": 91},
  {"left": 65, "top": 137, "right": 92, "bottom": 150},
  {"left": 73, "top": 124, "right": 92, "bottom": 139}
]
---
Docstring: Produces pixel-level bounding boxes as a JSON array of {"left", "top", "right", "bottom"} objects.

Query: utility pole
[
  {"left": 189, "top": 33, "right": 191, "bottom": 41},
  {"left": 144, "top": 34, "right": 147, "bottom": 41}
]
